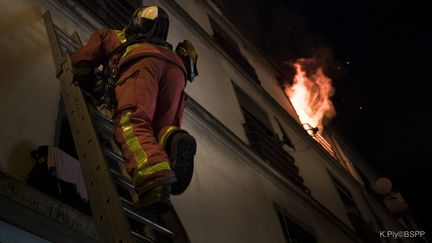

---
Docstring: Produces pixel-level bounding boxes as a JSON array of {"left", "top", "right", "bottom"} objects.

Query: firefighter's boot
[
  {"left": 159, "top": 127, "right": 196, "bottom": 195},
  {"left": 132, "top": 185, "right": 172, "bottom": 215},
  {"left": 131, "top": 162, "right": 176, "bottom": 214}
]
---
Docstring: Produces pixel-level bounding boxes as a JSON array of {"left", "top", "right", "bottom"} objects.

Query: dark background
[{"left": 214, "top": 0, "right": 431, "bottom": 234}]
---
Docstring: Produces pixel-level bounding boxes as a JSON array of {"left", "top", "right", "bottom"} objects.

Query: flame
[
  {"left": 284, "top": 57, "right": 336, "bottom": 135},
  {"left": 284, "top": 57, "right": 336, "bottom": 157}
]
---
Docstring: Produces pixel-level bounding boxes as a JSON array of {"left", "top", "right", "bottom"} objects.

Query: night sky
[{"left": 214, "top": 0, "right": 431, "bottom": 233}]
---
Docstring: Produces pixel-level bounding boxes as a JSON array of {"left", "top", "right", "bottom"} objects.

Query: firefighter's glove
[
  {"left": 72, "top": 65, "right": 92, "bottom": 84},
  {"left": 71, "top": 64, "right": 98, "bottom": 94}
]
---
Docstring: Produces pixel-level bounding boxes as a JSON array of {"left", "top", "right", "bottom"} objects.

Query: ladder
[{"left": 43, "top": 11, "right": 190, "bottom": 243}]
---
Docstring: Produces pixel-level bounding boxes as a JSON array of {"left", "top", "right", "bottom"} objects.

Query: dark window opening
[
  {"left": 233, "top": 82, "right": 308, "bottom": 192},
  {"left": 208, "top": 16, "right": 260, "bottom": 84},
  {"left": 274, "top": 116, "right": 295, "bottom": 150},
  {"left": 332, "top": 179, "right": 380, "bottom": 242},
  {"left": 274, "top": 204, "right": 317, "bottom": 243}
]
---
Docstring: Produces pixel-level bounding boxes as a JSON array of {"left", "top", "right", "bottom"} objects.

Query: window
[
  {"left": 233, "top": 83, "right": 308, "bottom": 192},
  {"left": 275, "top": 116, "right": 295, "bottom": 150},
  {"left": 274, "top": 204, "right": 317, "bottom": 243},
  {"left": 333, "top": 179, "right": 364, "bottom": 224},
  {"left": 209, "top": 16, "right": 260, "bottom": 83},
  {"left": 332, "top": 179, "right": 380, "bottom": 242}
]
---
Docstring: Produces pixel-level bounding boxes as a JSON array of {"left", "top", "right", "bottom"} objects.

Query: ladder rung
[
  {"left": 83, "top": 96, "right": 114, "bottom": 127},
  {"left": 54, "top": 25, "right": 75, "bottom": 42},
  {"left": 58, "top": 38, "right": 77, "bottom": 54},
  {"left": 91, "top": 106, "right": 114, "bottom": 126},
  {"left": 103, "top": 147, "right": 125, "bottom": 163},
  {"left": 120, "top": 196, "right": 134, "bottom": 207},
  {"left": 123, "top": 207, "right": 176, "bottom": 238},
  {"left": 94, "top": 115, "right": 114, "bottom": 129},
  {"left": 110, "top": 169, "right": 135, "bottom": 191},
  {"left": 91, "top": 110, "right": 114, "bottom": 134},
  {"left": 131, "top": 231, "right": 156, "bottom": 243},
  {"left": 95, "top": 122, "right": 114, "bottom": 137},
  {"left": 112, "top": 175, "right": 135, "bottom": 191}
]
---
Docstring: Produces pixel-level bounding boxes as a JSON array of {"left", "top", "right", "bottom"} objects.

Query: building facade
[{"left": 0, "top": 0, "right": 424, "bottom": 242}]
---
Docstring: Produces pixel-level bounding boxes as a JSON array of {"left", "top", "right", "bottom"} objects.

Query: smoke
[
  {"left": 214, "top": 0, "right": 343, "bottom": 130},
  {"left": 279, "top": 46, "right": 346, "bottom": 85}
]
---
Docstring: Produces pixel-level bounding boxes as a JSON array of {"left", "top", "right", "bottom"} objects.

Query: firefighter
[{"left": 70, "top": 5, "right": 197, "bottom": 213}]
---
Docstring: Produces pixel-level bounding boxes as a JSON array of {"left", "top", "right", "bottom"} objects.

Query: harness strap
[
  {"left": 118, "top": 53, "right": 187, "bottom": 85},
  {"left": 100, "top": 31, "right": 185, "bottom": 107}
]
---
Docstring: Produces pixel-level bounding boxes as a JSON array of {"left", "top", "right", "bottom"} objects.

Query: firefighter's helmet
[{"left": 124, "top": 5, "right": 169, "bottom": 42}]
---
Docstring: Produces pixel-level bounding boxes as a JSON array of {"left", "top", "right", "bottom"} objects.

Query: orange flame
[
  {"left": 284, "top": 57, "right": 337, "bottom": 157},
  {"left": 284, "top": 57, "right": 336, "bottom": 135}
]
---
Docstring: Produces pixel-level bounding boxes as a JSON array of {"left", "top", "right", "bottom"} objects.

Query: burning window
[{"left": 282, "top": 57, "right": 336, "bottom": 157}]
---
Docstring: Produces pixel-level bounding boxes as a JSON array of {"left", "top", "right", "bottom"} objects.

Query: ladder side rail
[
  {"left": 57, "top": 53, "right": 136, "bottom": 243},
  {"left": 43, "top": 11, "right": 64, "bottom": 75},
  {"left": 43, "top": 11, "right": 136, "bottom": 243}
]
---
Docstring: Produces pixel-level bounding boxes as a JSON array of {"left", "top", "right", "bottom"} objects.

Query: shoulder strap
[
  {"left": 99, "top": 31, "right": 186, "bottom": 108},
  {"left": 105, "top": 30, "right": 175, "bottom": 75}
]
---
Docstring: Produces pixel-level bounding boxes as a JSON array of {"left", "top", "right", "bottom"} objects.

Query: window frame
[
  {"left": 273, "top": 203, "right": 317, "bottom": 243},
  {"left": 208, "top": 15, "right": 260, "bottom": 83},
  {"left": 232, "top": 82, "right": 308, "bottom": 192}
]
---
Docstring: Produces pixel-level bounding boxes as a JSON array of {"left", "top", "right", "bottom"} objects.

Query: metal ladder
[{"left": 43, "top": 11, "right": 189, "bottom": 243}]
